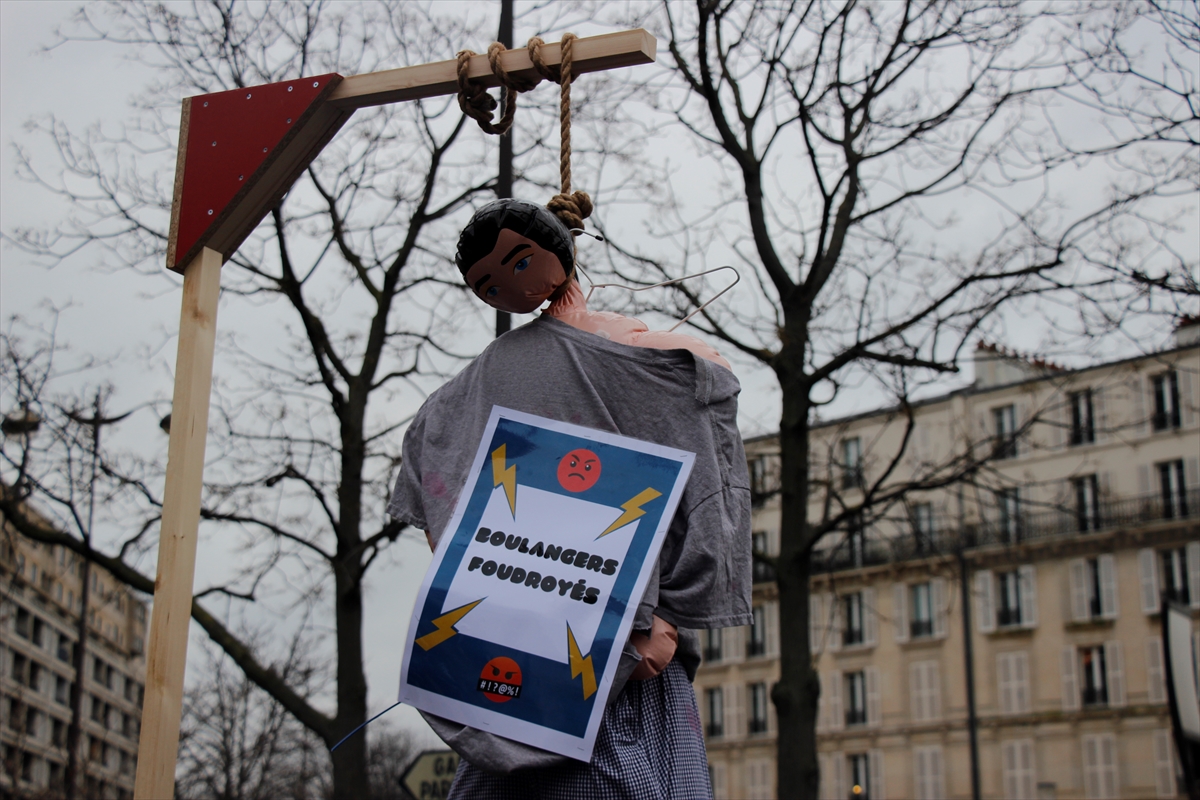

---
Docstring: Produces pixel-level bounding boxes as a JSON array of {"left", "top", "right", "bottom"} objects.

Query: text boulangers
[{"left": 465, "top": 527, "right": 619, "bottom": 605}]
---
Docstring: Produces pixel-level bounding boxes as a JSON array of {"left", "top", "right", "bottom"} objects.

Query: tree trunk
[
  {"left": 331, "top": 399, "right": 369, "bottom": 798},
  {"left": 773, "top": 358, "right": 820, "bottom": 799},
  {"left": 331, "top": 563, "right": 369, "bottom": 799}
]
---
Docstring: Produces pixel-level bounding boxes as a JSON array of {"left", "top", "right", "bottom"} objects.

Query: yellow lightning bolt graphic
[
  {"left": 491, "top": 444, "right": 517, "bottom": 517},
  {"left": 598, "top": 487, "right": 662, "bottom": 538},
  {"left": 567, "top": 624, "right": 598, "bottom": 700},
  {"left": 415, "top": 599, "right": 483, "bottom": 651}
]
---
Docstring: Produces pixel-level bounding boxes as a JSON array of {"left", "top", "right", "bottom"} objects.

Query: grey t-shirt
[{"left": 388, "top": 314, "right": 752, "bottom": 771}]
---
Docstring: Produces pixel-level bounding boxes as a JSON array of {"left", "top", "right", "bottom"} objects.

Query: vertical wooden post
[{"left": 134, "top": 247, "right": 222, "bottom": 799}]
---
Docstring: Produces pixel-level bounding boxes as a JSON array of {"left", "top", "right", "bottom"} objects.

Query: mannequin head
[{"left": 455, "top": 199, "right": 574, "bottom": 314}]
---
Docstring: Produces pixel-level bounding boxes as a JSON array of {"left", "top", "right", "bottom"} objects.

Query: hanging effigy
[{"left": 390, "top": 32, "right": 752, "bottom": 795}]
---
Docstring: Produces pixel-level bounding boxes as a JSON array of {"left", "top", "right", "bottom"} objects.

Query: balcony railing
[
  {"left": 997, "top": 606, "right": 1022, "bottom": 627},
  {"left": 812, "top": 489, "right": 1200, "bottom": 574},
  {"left": 910, "top": 619, "right": 933, "bottom": 638}
]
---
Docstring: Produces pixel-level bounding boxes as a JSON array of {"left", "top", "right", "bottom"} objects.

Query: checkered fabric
[{"left": 446, "top": 660, "right": 712, "bottom": 799}]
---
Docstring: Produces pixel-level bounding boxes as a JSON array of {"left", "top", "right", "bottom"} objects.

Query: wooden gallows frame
[{"left": 133, "top": 29, "right": 656, "bottom": 799}]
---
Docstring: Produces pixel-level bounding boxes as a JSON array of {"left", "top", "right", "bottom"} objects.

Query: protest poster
[{"left": 398, "top": 406, "right": 695, "bottom": 761}]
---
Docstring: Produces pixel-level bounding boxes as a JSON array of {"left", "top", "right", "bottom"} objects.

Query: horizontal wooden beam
[{"left": 328, "top": 28, "right": 657, "bottom": 110}]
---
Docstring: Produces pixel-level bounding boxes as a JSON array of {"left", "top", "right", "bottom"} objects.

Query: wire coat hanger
[{"left": 581, "top": 265, "right": 741, "bottom": 332}]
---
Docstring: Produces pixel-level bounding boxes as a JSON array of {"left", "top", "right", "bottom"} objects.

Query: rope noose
[{"left": 456, "top": 34, "right": 592, "bottom": 298}]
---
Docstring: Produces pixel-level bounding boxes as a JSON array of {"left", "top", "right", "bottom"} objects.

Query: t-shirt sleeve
[
  {"left": 656, "top": 484, "right": 753, "bottom": 629},
  {"left": 388, "top": 413, "right": 429, "bottom": 531}
]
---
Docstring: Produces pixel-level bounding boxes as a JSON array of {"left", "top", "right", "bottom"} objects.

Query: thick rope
[
  {"left": 457, "top": 47, "right": 524, "bottom": 135},
  {"left": 457, "top": 33, "right": 593, "bottom": 297},
  {"left": 528, "top": 33, "right": 592, "bottom": 234}
]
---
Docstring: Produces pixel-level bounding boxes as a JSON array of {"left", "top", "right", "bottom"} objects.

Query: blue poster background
[{"left": 406, "top": 415, "right": 685, "bottom": 737}]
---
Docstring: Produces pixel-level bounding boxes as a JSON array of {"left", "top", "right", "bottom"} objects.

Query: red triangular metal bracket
[{"left": 166, "top": 74, "right": 349, "bottom": 273}]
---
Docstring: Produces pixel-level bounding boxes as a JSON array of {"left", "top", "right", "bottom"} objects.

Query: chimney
[
  {"left": 973, "top": 341, "right": 1063, "bottom": 389},
  {"left": 1175, "top": 316, "right": 1200, "bottom": 348}
]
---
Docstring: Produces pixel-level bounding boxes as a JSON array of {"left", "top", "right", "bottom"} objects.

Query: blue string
[{"left": 329, "top": 699, "right": 403, "bottom": 752}]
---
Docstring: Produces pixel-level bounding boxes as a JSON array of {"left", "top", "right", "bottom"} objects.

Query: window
[
  {"left": 748, "top": 682, "right": 769, "bottom": 734},
  {"left": 911, "top": 503, "right": 934, "bottom": 550},
  {"left": 911, "top": 582, "right": 934, "bottom": 638},
  {"left": 93, "top": 657, "right": 105, "bottom": 685},
  {"left": 848, "top": 753, "right": 871, "bottom": 799},
  {"left": 846, "top": 518, "right": 865, "bottom": 567},
  {"left": 24, "top": 707, "right": 38, "bottom": 739},
  {"left": 56, "top": 634, "right": 70, "bottom": 663},
  {"left": 1002, "top": 739, "right": 1036, "bottom": 800},
  {"left": 843, "top": 593, "right": 864, "bottom": 646},
  {"left": 709, "top": 763, "right": 727, "bottom": 800},
  {"left": 7, "top": 699, "right": 22, "bottom": 734},
  {"left": 1160, "top": 547, "right": 1191, "bottom": 605},
  {"left": 705, "top": 687, "right": 723, "bottom": 738},
  {"left": 1082, "top": 733, "right": 1119, "bottom": 799},
  {"left": 997, "top": 570, "right": 1023, "bottom": 627},
  {"left": 997, "top": 651, "right": 1031, "bottom": 715},
  {"left": 1152, "top": 371, "right": 1181, "bottom": 431},
  {"left": 995, "top": 487, "right": 1022, "bottom": 542},
  {"left": 994, "top": 405, "right": 1018, "bottom": 458},
  {"left": 55, "top": 676, "right": 69, "bottom": 706},
  {"left": 1069, "top": 556, "right": 1117, "bottom": 621},
  {"left": 52, "top": 718, "right": 66, "bottom": 748},
  {"left": 747, "top": 606, "right": 766, "bottom": 657},
  {"left": 27, "top": 661, "right": 41, "bottom": 692},
  {"left": 11, "top": 652, "right": 27, "bottom": 684},
  {"left": 21, "top": 751, "right": 35, "bottom": 782},
  {"left": 845, "top": 671, "right": 867, "bottom": 726},
  {"left": 749, "top": 454, "right": 770, "bottom": 497},
  {"left": 1070, "top": 389, "right": 1095, "bottom": 445},
  {"left": 31, "top": 618, "right": 44, "bottom": 648},
  {"left": 751, "top": 531, "right": 775, "bottom": 583},
  {"left": 15, "top": 608, "right": 30, "bottom": 639},
  {"left": 703, "top": 628, "right": 723, "bottom": 662},
  {"left": 1158, "top": 460, "right": 1188, "bottom": 519},
  {"left": 1074, "top": 474, "right": 1101, "bottom": 532},
  {"left": 91, "top": 695, "right": 104, "bottom": 723},
  {"left": 1080, "top": 646, "right": 1108, "bottom": 707},
  {"left": 841, "top": 437, "right": 863, "bottom": 489},
  {"left": 909, "top": 660, "right": 940, "bottom": 721},
  {"left": 913, "top": 746, "right": 945, "bottom": 800}
]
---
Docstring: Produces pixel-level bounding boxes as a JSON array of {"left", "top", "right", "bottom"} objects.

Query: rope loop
[
  {"left": 457, "top": 35, "right": 592, "bottom": 236},
  {"left": 456, "top": 44, "right": 538, "bottom": 136}
]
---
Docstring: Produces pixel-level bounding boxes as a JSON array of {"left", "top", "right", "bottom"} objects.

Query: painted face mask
[{"left": 463, "top": 228, "right": 567, "bottom": 314}]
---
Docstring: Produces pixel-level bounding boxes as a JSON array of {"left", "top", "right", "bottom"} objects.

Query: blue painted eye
[
  {"left": 514, "top": 256, "right": 530, "bottom": 273},
  {"left": 486, "top": 286, "right": 499, "bottom": 297}
]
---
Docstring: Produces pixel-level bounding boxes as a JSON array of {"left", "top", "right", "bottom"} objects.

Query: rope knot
[{"left": 547, "top": 191, "right": 593, "bottom": 233}]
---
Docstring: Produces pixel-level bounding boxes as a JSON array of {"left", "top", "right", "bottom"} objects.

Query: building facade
[
  {"left": 0, "top": 514, "right": 147, "bottom": 798},
  {"left": 698, "top": 328, "right": 1200, "bottom": 799}
]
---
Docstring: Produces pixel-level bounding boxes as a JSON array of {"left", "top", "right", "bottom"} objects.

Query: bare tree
[
  {"left": 573, "top": 1, "right": 1198, "bottom": 795},
  {"left": 1, "top": 2, "right": 533, "bottom": 795},
  {"left": 176, "top": 634, "right": 331, "bottom": 800}
]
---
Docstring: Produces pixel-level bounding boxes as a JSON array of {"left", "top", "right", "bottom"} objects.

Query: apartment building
[
  {"left": 0, "top": 509, "right": 147, "bottom": 798},
  {"left": 699, "top": 323, "right": 1199, "bottom": 799}
]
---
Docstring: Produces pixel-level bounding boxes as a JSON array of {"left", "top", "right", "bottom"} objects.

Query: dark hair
[{"left": 455, "top": 199, "right": 574, "bottom": 278}]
